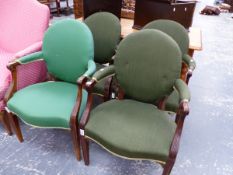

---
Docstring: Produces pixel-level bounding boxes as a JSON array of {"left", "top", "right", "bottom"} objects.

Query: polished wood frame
[
  {"left": 5, "top": 60, "right": 88, "bottom": 161},
  {"left": 0, "top": 111, "right": 12, "bottom": 135},
  {"left": 79, "top": 73, "right": 189, "bottom": 174}
]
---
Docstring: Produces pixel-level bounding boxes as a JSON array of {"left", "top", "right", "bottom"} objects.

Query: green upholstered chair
[
  {"left": 5, "top": 19, "right": 96, "bottom": 161},
  {"left": 84, "top": 12, "right": 121, "bottom": 100},
  {"left": 143, "top": 19, "right": 196, "bottom": 113},
  {"left": 79, "top": 29, "right": 190, "bottom": 175}
]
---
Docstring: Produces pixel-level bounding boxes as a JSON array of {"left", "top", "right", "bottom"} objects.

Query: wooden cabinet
[{"left": 133, "top": 0, "right": 196, "bottom": 29}]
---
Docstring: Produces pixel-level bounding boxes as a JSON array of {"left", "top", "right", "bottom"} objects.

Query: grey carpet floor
[{"left": 1, "top": 1, "right": 233, "bottom": 174}]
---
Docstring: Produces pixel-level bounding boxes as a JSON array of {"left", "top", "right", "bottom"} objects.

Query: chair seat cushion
[
  {"left": 165, "top": 90, "right": 179, "bottom": 112},
  {"left": 85, "top": 99, "right": 176, "bottom": 162},
  {"left": 0, "top": 48, "right": 14, "bottom": 104},
  {"left": 7, "top": 81, "right": 87, "bottom": 129}
]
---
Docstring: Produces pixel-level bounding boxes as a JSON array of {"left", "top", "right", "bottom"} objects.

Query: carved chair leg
[
  {"left": 1, "top": 111, "right": 13, "bottom": 135},
  {"left": 81, "top": 136, "right": 90, "bottom": 165},
  {"left": 70, "top": 125, "right": 81, "bottom": 161},
  {"left": 162, "top": 159, "right": 175, "bottom": 175},
  {"left": 8, "top": 113, "right": 23, "bottom": 142}
]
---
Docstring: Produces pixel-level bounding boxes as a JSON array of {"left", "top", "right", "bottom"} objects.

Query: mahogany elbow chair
[
  {"left": 5, "top": 19, "right": 96, "bottom": 161},
  {"left": 84, "top": 12, "right": 121, "bottom": 100},
  {"left": 143, "top": 19, "right": 196, "bottom": 113},
  {"left": 79, "top": 29, "right": 190, "bottom": 175}
]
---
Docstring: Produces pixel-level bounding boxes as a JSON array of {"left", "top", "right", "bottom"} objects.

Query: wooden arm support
[
  {"left": 186, "top": 69, "right": 193, "bottom": 84},
  {"left": 7, "top": 60, "right": 21, "bottom": 71},
  {"left": 168, "top": 100, "right": 189, "bottom": 162},
  {"left": 4, "top": 61, "right": 22, "bottom": 104},
  {"left": 79, "top": 79, "right": 97, "bottom": 130},
  {"left": 70, "top": 76, "right": 89, "bottom": 127}
]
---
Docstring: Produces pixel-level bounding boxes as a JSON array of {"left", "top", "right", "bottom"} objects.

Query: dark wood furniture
[
  {"left": 38, "top": 0, "right": 61, "bottom": 16},
  {"left": 224, "top": 0, "right": 233, "bottom": 12},
  {"left": 133, "top": 0, "right": 197, "bottom": 29},
  {"left": 82, "top": 0, "right": 123, "bottom": 19},
  {"left": 38, "top": 0, "right": 71, "bottom": 16}
]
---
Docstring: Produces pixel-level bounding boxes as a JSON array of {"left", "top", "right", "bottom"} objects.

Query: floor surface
[{"left": 1, "top": 1, "right": 233, "bottom": 175}]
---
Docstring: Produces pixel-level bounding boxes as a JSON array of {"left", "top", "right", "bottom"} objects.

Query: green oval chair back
[
  {"left": 115, "top": 29, "right": 182, "bottom": 103},
  {"left": 84, "top": 12, "right": 121, "bottom": 64},
  {"left": 143, "top": 20, "right": 189, "bottom": 55},
  {"left": 42, "top": 19, "right": 94, "bottom": 83}
]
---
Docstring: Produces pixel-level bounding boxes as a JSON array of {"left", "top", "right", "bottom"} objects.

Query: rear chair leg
[
  {"left": 1, "top": 111, "right": 12, "bottom": 135},
  {"left": 7, "top": 112, "right": 23, "bottom": 142},
  {"left": 81, "top": 135, "right": 89, "bottom": 165}
]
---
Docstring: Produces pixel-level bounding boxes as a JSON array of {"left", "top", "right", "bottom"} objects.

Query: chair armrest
[
  {"left": 92, "top": 65, "right": 115, "bottom": 82},
  {"left": 6, "top": 51, "right": 45, "bottom": 103},
  {"left": 182, "top": 54, "right": 196, "bottom": 84},
  {"left": 174, "top": 79, "right": 190, "bottom": 116},
  {"left": 182, "top": 54, "right": 196, "bottom": 72},
  {"left": 174, "top": 79, "right": 190, "bottom": 102},
  {"left": 71, "top": 60, "right": 96, "bottom": 130},
  {"left": 79, "top": 65, "right": 116, "bottom": 130},
  {"left": 8, "top": 51, "right": 44, "bottom": 71},
  {"left": 83, "top": 60, "right": 96, "bottom": 77},
  {"left": 14, "top": 41, "right": 43, "bottom": 59}
]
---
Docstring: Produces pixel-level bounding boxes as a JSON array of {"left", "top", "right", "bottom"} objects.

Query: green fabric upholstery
[
  {"left": 143, "top": 20, "right": 192, "bottom": 112},
  {"left": 114, "top": 29, "right": 182, "bottom": 103},
  {"left": 7, "top": 82, "right": 87, "bottom": 128},
  {"left": 93, "top": 65, "right": 115, "bottom": 81},
  {"left": 42, "top": 19, "right": 94, "bottom": 83},
  {"left": 165, "top": 90, "right": 179, "bottom": 112},
  {"left": 84, "top": 60, "right": 96, "bottom": 77},
  {"left": 143, "top": 20, "right": 189, "bottom": 55},
  {"left": 17, "top": 51, "right": 43, "bottom": 64},
  {"left": 165, "top": 79, "right": 190, "bottom": 112},
  {"left": 174, "top": 79, "right": 190, "bottom": 101},
  {"left": 84, "top": 12, "right": 121, "bottom": 64},
  {"left": 92, "top": 64, "right": 115, "bottom": 95},
  {"left": 85, "top": 99, "right": 176, "bottom": 162},
  {"left": 93, "top": 63, "right": 105, "bottom": 95},
  {"left": 183, "top": 54, "right": 196, "bottom": 70}
]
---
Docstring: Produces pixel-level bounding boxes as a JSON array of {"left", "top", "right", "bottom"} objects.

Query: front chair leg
[
  {"left": 70, "top": 125, "right": 81, "bottom": 161},
  {"left": 8, "top": 113, "right": 23, "bottom": 142},
  {"left": 81, "top": 135, "right": 90, "bottom": 165},
  {"left": 1, "top": 111, "right": 12, "bottom": 135},
  {"left": 162, "top": 158, "right": 175, "bottom": 175}
]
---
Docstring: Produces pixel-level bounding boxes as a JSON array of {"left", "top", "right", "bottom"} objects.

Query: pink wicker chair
[{"left": 0, "top": 0, "right": 50, "bottom": 134}]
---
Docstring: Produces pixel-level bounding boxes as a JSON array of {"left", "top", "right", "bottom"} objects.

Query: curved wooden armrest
[
  {"left": 70, "top": 76, "right": 89, "bottom": 125},
  {"left": 186, "top": 69, "right": 193, "bottom": 84},
  {"left": 4, "top": 61, "right": 22, "bottom": 102},
  {"left": 77, "top": 76, "right": 89, "bottom": 86},
  {"left": 178, "top": 100, "right": 189, "bottom": 118},
  {"left": 7, "top": 61, "right": 21, "bottom": 71},
  {"left": 79, "top": 79, "right": 97, "bottom": 130},
  {"left": 168, "top": 101, "right": 189, "bottom": 161}
]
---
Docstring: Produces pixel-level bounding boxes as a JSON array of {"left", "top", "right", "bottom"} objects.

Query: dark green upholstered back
[
  {"left": 115, "top": 29, "right": 182, "bottom": 103},
  {"left": 84, "top": 12, "right": 121, "bottom": 64},
  {"left": 143, "top": 20, "right": 189, "bottom": 55},
  {"left": 42, "top": 19, "right": 94, "bottom": 83}
]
